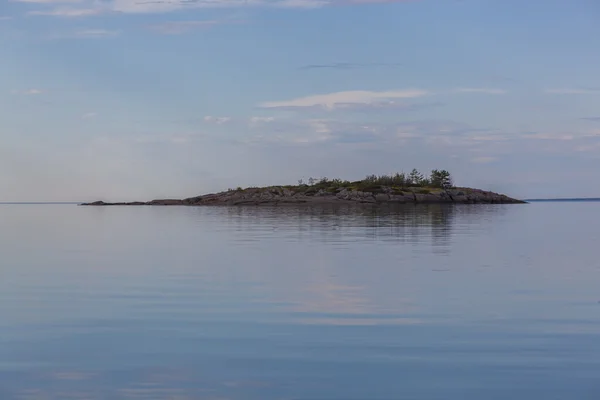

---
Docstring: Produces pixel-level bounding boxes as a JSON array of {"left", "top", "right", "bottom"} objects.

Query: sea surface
[{"left": 1, "top": 202, "right": 600, "bottom": 399}]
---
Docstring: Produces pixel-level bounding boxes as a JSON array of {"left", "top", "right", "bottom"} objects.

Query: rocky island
[{"left": 81, "top": 170, "right": 526, "bottom": 206}]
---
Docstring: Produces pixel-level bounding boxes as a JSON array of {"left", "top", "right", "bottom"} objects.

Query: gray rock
[
  {"left": 375, "top": 193, "right": 390, "bottom": 202},
  {"left": 81, "top": 185, "right": 526, "bottom": 206},
  {"left": 389, "top": 195, "right": 407, "bottom": 203}
]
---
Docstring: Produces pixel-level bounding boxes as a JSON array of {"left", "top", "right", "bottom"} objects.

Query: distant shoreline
[
  {"left": 525, "top": 198, "right": 600, "bottom": 202},
  {"left": 0, "top": 202, "right": 79, "bottom": 205}
]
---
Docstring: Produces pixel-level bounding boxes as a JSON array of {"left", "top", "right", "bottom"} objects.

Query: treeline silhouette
[{"left": 296, "top": 169, "right": 454, "bottom": 190}]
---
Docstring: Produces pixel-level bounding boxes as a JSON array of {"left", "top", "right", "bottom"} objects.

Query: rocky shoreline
[{"left": 80, "top": 186, "right": 526, "bottom": 206}]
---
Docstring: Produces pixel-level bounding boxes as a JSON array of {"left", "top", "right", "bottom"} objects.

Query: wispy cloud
[
  {"left": 131, "top": 0, "right": 335, "bottom": 12},
  {"left": 13, "top": 0, "right": 83, "bottom": 3},
  {"left": 300, "top": 62, "right": 402, "bottom": 70},
  {"left": 545, "top": 88, "right": 600, "bottom": 95},
  {"left": 243, "top": 119, "right": 379, "bottom": 145},
  {"left": 260, "top": 89, "right": 429, "bottom": 110},
  {"left": 204, "top": 116, "right": 231, "bottom": 124},
  {"left": 455, "top": 88, "right": 507, "bottom": 95},
  {"left": 81, "top": 112, "right": 97, "bottom": 119},
  {"left": 515, "top": 130, "right": 600, "bottom": 142},
  {"left": 343, "top": 0, "right": 418, "bottom": 3},
  {"left": 580, "top": 117, "right": 600, "bottom": 122},
  {"left": 134, "top": 0, "right": 410, "bottom": 10},
  {"left": 13, "top": 89, "right": 44, "bottom": 95},
  {"left": 243, "top": 118, "right": 487, "bottom": 147},
  {"left": 576, "top": 142, "right": 600, "bottom": 152},
  {"left": 249, "top": 116, "right": 275, "bottom": 126},
  {"left": 23, "top": 0, "right": 417, "bottom": 17},
  {"left": 75, "top": 29, "right": 120, "bottom": 37},
  {"left": 147, "top": 20, "right": 224, "bottom": 34},
  {"left": 522, "top": 133, "right": 575, "bottom": 141},
  {"left": 586, "top": 130, "right": 600, "bottom": 137},
  {"left": 273, "top": 0, "right": 329, "bottom": 8},
  {"left": 50, "top": 29, "right": 121, "bottom": 39},
  {"left": 0, "top": 16, "right": 14, "bottom": 20},
  {"left": 28, "top": 8, "right": 109, "bottom": 16},
  {"left": 332, "top": 101, "right": 444, "bottom": 112},
  {"left": 468, "top": 133, "right": 511, "bottom": 142}
]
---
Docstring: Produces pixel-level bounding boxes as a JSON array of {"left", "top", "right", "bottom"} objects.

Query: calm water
[{"left": 1, "top": 202, "right": 600, "bottom": 399}]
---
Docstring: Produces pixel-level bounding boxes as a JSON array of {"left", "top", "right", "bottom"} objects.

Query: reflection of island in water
[
  {"left": 210, "top": 204, "right": 512, "bottom": 326},
  {"left": 218, "top": 203, "right": 509, "bottom": 252}
]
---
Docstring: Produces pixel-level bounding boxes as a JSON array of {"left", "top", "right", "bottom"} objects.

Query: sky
[{"left": 1, "top": 0, "right": 600, "bottom": 201}]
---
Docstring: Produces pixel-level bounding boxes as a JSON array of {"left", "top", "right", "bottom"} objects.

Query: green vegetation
[
  {"left": 232, "top": 169, "right": 455, "bottom": 194},
  {"left": 293, "top": 169, "right": 454, "bottom": 192}
]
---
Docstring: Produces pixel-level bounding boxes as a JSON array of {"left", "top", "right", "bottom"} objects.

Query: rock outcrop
[{"left": 81, "top": 186, "right": 526, "bottom": 206}]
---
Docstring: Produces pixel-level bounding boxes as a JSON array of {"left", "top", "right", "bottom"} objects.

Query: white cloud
[
  {"left": 28, "top": 8, "right": 108, "bottom": 17},
  {"left": 585, "top": 129, "right": 600, "bottom": 137},
  {"left": 109, "top": 0, "right": 253, "bottom": 14},
  {"left": 0, "top": 16, "right": 13, "bottom": 20},
  {"left": 306, "top": 119, "right": 333, "bottom": 135},
  {"left": 522, "top": 133, "right": 575, "bottom": 141},
  {"left": 243, "top": 118, "right": 441, "bottom": 146},
  {"left": 22, "top": 0, "right": 415, "bottom": 16},
  {"left": 274, "top": 0, "right": 329, "bottom": 8},
  {"left": 75, "top": 29, "right": 120, "bottom": 38},
  {"left": 545, "top": 88, "right": 600, "bottom": 95},
  {"left": 468, "top": 134, "right": 510, "bottom": 142},
  {"left": 13, "top": 89, "right": 43, "bottom": 95},
  {"left": 60, "top": 0, "right": 323, "bottom": 15},
  {"left": 204, "top": 116, "right": 231, "bottom": 124},
  {"left": 132, "top": 134, "right": 196, "bottom": 144},
  {"left": 118, "top": 0, "right": 401, "bottom": 13},
  {"left": 244, "top": 119, "right": 336, "bottom": 145},
  {"left": 13, "top": 0, "right": 82, "bottom": 3},
  {"left": 49, "top": 29, "right": 121, "bottom": 39},
  {"left": 244, "top": 118, "right": 500, "bottom": 148},
  {"left": 455, "top": 88, "right": 507, "bottom": 95},
  {"left": 576, "top": 142, "right": 600, "bottom": 152},
  {"left": 81, "top": 112, "right": 97, "bottom": 119},
  {"left": 513, "top": 130, "right": 600, "bottom": 143},
  {"left": 249, "top": 116, "right": 275, "bottom": 126},
  {"left": 260, "top": 89, "right": 429, "bottom": 110},
  {"left": 148, "top": 20, "right": 220, "bottom": 34}
]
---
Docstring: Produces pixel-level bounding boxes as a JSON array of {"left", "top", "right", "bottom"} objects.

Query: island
[{"left": 80, "top": 170, "right": 526, "bottom": 206}]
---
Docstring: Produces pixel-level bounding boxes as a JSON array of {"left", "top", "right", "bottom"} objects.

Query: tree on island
[
  {"left": 409, "top": 169, "right": 426, "bottom": 186},
  {"left": 295, "top": 169, "right": 454, "bottom": 190},
  {"left": 429, "top": 169, "right": 453, "bottom": 189}
]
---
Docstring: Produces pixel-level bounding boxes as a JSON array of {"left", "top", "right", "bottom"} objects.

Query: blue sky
[{"left": 1, "top": 0, "right": 600, "bottom": 201}]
